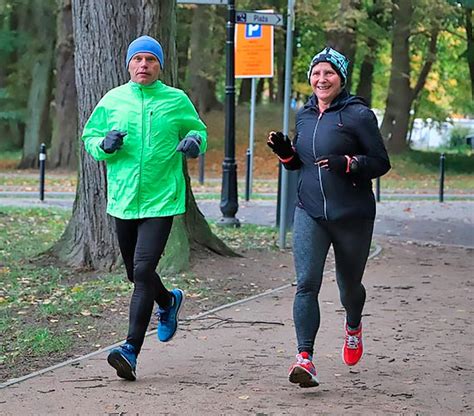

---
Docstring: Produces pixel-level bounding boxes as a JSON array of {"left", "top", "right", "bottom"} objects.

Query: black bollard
[
  {"left": 439, "top": 153, "right": 445, "bottom": 203},
  {"left": 376, "top": 176, "right": 381, "bottom": 202},
  {"left": 245, "top": 148, "right": 251, "bottom": 201},
  {"left": 39, "top": 143, "right": 46, "bottom": 201},
  {"left": 198, "top": 153, "right": 205, "bottom": 185}
]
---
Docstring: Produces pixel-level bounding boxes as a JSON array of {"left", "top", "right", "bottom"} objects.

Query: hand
[
  {"left": 315, "top": 155, "right": 351, "bottom": 174},
  {"left": 267, "top": 131, "right": 294, "bottom": 159},
  {"left": 100, "top": 130, "right": 126, "bottom": 154},
  {"left": 176, "top": 135, "right": 201, "bottom": 159}
]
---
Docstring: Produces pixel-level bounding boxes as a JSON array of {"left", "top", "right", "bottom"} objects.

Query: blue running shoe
[
  {"left": 107, "top": 343, "right": 137, "bottom": 381},
  {"left": 157, "top": 288, "right": 185, "bottom": 342}
]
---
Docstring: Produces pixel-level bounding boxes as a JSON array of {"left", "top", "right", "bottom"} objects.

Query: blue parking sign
[{"left": 245, "top": 24, "right": 262, "bottom": 38}]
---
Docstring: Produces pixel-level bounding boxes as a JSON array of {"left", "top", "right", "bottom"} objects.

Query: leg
[
  {"left": 331, "top": 219, "right": 374, "bottom": 328},
  {"left": 127, "top": 216, "right": 173, "bottom": 353},
  {"left": 292, "top": 207, "right": 331, "bottom": 356},
  {"left": 114, "top": 217, "right": 138, "bottom": 283}
]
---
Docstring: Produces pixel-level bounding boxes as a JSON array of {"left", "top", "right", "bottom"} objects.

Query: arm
[
  {"left": 267, "top": 131, "right": 302, "bottom": 171},
  {"left": 82, "top": 105, "right": 119, "bottom": 161},
  {"left": 351, "top": 108, "right": 391, "bottom": 179},
  {"left": 178, "top": 94, "right": 208, "bottom": 155}
]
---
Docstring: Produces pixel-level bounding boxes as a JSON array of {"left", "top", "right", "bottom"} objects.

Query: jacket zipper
[
  {"left": 137, "top": 88, "right": 145, "bottom": 217},
  {"left": 312, "top": 112, "right": 328, "bottom": 220},
  {"left": 148, "top": 111, "right": 153, "bottom": 146}
]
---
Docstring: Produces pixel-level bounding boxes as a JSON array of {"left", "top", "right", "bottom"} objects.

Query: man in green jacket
[{"left": 82, "top": 35, "right": 207, "bottom": 381}]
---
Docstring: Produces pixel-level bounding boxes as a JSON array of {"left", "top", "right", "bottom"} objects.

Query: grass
[{"left": 0, "top": 206, "right": 283, "bottom": 373}]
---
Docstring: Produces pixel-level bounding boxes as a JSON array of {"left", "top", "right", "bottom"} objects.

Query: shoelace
[
  {"left": 346, "top": 334, "right": 360, "bottom": 349},
  {"left": 156, "top": 309, "right": 169, "bottom": 322}
]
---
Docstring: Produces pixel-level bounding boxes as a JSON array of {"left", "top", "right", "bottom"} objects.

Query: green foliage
[{"left": 448, "top": 126, "right": 473, "bottom": 149}]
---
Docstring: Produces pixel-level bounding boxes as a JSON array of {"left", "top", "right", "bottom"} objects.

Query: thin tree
[
  {"left": 49, "top": 0, "right": 78, "bottom": 170},
  {"left": 379, "top": 0, "right": 441, "bottom": 153},
  {"left": 53, "top": 0, "right": 233, "bottom": 272}
]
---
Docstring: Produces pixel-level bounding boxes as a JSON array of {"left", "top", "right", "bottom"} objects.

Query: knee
[{"left": 133, "top": 262, "right": 154, "bottom": 285}]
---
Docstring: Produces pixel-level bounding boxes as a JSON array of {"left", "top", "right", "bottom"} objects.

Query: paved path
[
  {"left": 1, "top": 238, "right": 472, "bottom": 414},
  {"left": 1, "top": 194, "right": 473, "bottom": 247}
]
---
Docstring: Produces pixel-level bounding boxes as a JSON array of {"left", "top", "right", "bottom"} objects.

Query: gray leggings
[{"left": 292, "top": 207, "right": 374, "bottom": 356}]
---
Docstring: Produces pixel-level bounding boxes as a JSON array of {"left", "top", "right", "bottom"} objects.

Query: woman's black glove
[
  {"left": 315, "top": 155, "right": 353, "bottom": 174},
  {"left": 176, "top": 135, "right": 201, "bottom": 158},
  {"left": 100, "top": 130, "right": 126, "bottom": 154},
  {"left": 267, "top": 131, "right": 294, "bottom": 160}
]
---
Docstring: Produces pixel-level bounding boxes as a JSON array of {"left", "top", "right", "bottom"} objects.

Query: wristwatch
[{"left": 349, "top": 156, "right": 359, "bottom": 173}]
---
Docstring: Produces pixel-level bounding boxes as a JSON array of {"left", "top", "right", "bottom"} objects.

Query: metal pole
[
  {"left": 245, "top": 148, "right": 251, "bottom": 201},
  {"left": 219, "top": 0, "right": 240, "bottom": 227},
  {"left": 39, "top": 143, "right": 46, "bottom": 201},
  {"left": 246, "top": 77, "right": 257, "bottom": 200},
  {"left": 376, "top": 177, "right": 380, "bottom": 202},
  {"left": 278, "top": 0, "right": 295, "bottom": 249},
  {"left": 198, "top": 153, "right": 205, "bottom": 185},
  {"left": 439, "top": 153, "right": 445, "bottom": 203}
]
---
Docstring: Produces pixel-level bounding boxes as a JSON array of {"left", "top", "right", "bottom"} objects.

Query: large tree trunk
[
  {"left": 18, "top": 1, "right": 55, "bottom": 168},
  {"left": 49, "top": 0, "right": 78, "bottom": 170},
  {"left": 380, "top": 0, "right": 438, "bottom": 153},
  {"left": 465, "top": 7, "right": 474, "bottom": 100},
  {"left": 325, "top": 0, "right": 361, "bottom": 91},
  {"left": 187, "top": 5, "right": 222, "bottom": 113},
  {"left": 53, "top": 0, "right": 233, "bottom": 272},
  {"left": 238, "top": 79, "right": 251, "bottom": 104}
]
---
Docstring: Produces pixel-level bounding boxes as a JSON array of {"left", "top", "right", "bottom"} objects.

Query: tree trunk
[
  {"left": 355, "top": 37, "right": 377, "bottom": 107},
  {"left": 49, "top": 0, "right": 78, "bottom": 170},
  {"left": 465, "top": 7, "right": 474, "bottom": 100},
  {"left": 18, "top": 1, "right": 55, "bottom": 168},
  {"left": 238, "top": 78, "right": 251, "bottom": 104},
  {"left": 53, "top": 0, "right": 233, "bottom": 271},
  {"left": 380, "top": 0, "right": 438, "bottom": 153},
  {"left": 187, "top": 6, "right": 223, "bottom": 113},
  {"left": 325, "top": 0, "right": 361, "bottom": 91}
]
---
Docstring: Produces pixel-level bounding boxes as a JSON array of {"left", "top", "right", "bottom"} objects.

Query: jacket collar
[
  {"left": 305, "top": 89, "right": 351, "bottom": 112},
  {"left": 128, "top": 80, "right": 163, "bottom": 91}
]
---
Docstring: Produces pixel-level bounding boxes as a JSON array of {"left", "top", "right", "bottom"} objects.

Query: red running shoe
[
  {"left": 288, "top": 352, "right": 319, "bottom": 388},
  {"left": 342, "top": 322, "right": 363, "bottom": 366}
]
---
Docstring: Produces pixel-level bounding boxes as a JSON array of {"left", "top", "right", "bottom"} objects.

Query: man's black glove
[
  {"left": 315, "top": 154, "right": 352, "bottom": 174},
  {"left": 267, "top": 131, "right": 294, "bottom": 159},
  {"left": 176, "top": 135, "right": 201, "bottom": 159},
  {"left": 100, "top": 130, "right": 126, "bottom": 154}
]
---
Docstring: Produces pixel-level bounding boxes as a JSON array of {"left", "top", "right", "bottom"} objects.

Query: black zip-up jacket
[{"left": 284, "top": 90, "right": 391, "bottom": 221}]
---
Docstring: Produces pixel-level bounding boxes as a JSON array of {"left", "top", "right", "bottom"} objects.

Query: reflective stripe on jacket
[{"left": 82, "top": 80, "right": 207, "bottom": 219}]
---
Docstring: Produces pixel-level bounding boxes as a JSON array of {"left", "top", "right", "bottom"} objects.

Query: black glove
[
  {"left": 176, "top": 135, "right": 201, "bottom": 159},
  {"left": 267, "top": 131, "right": 294, "bottom": 159},
  {"left": 315, "top": 154, "right": 351, "bottom": 174},
  {"left": 100, "top": 130, "right": 126, "bottom": 154}
]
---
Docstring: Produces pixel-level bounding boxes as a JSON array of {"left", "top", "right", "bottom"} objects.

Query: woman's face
[{"left": 310, "top": 62, "right": 342, "bottom": 105}]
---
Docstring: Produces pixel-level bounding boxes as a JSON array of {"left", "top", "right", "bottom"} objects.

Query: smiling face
[
  {"left": 309, "top": 62, "right": 342, "bottom": 108},
  {"left": 128, "top": 53, "right": 161, "bottom": 85}
]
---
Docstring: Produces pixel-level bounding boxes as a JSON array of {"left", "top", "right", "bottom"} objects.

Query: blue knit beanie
[
  {"left": 126, "top": 35, "right": 164, "bottom": 69},
  {"left": 307, "top": 47, "right": 349, "bottom": 86}
]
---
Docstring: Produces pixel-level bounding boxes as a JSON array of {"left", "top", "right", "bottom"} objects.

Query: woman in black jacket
[{"left": 267, "top": 47, "right": 391, "bottom": 388}]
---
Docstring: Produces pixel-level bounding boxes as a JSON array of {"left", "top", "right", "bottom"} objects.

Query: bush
[{"left": 448, "top": 126, "right": 472, "bottom": 149}]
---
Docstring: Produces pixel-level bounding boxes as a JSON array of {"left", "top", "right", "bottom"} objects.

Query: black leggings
[
  {"left": 115, "top": 216, "right": 174, "bottom": 353},
  {"left": 292, "top": 207, "right": 374, "bottom": 355}
]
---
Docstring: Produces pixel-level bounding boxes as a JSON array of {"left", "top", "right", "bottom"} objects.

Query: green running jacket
[{"left": 82, "top": 80, "right": 207, "bottom": 219}]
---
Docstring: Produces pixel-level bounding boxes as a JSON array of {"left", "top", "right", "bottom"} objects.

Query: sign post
[{"left": 235, "top": 18, "right": 274, "bottom": 200}]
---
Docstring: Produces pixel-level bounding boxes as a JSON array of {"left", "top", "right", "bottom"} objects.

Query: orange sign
[{"left": 235, "top": 23, "right": 273, "bottom": 78}]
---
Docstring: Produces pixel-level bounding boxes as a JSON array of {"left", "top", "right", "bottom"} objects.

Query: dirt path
[{"left": 1, "top": 238, "right": 472, "bottom": 415}]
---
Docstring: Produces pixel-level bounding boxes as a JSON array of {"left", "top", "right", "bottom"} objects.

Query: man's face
[{"left": 128, "top": 53, "right": 161, "bottom": 85}]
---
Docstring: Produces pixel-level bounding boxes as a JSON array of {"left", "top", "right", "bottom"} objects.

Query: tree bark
[
  {"left": 325, "top": 0, "right": 361, "bottom": 91},
  {"left": 49, "top": 0, "right": 78, "bottom": 170},
  {"left": 18, "top": 0, "right": 55, "bottom": 168},
  {"left": 465, "top": 7, "right": 474, "bottom": 100},
  {"left": 380, "top": 0, "right": 438, "bottom": 153},
  {"left": 187, "top": 5, "right": 223, "bottom": 113},
  {"left": 238, "top": 78, "right": 251, "bottom": 104},
  {"left": 53, "top": 0, "right": 233, "bottom": 271}
]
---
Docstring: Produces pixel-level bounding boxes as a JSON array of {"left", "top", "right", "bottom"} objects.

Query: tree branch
[{"left": 412, "top": 29, "right": 439, "bottom": 100}]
